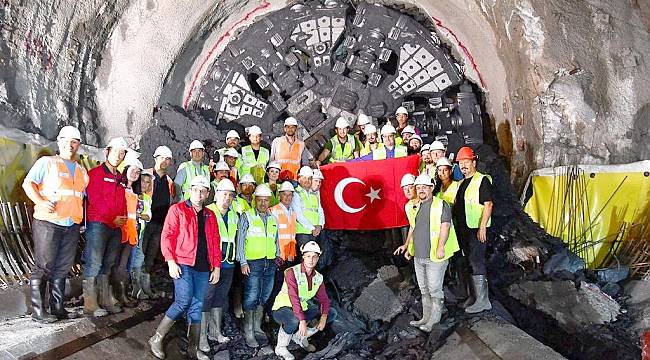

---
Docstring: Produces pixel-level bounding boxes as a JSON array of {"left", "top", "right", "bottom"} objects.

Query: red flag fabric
[{"left": 320, "top": 155, "right": 420, "bottom": 230}]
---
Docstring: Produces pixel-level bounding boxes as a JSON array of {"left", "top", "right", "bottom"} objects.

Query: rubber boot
[
  {"left": 141, "top": 272, "right": 158, "bottom": 299},
  {"left": 466, "top": 275, "right": 492, "bottom": 314},
  {"left": 253, "top": 305, "right": 267, "bottom": 341},
  {"left": 188, "top": 323, "right": 210, "bottom": 360},
  {"left": 208, "top": 307, "right": 230, "bottom": 343},
  {"left": 97, "top": 274, "right": 122, "bottom": 314},
  {"left": 409, "top": 294, "right": 431, "bottom": 327},
  {"left": 30, "top": 279, "right": 57, "bottom": 323},
  {"left": 243, "top": 310, "right": 259, "bottom": 348},
  {"left": 458, "top": 270, "right": 475, "bottom": 308},
  {"left": 49, "top": 278, "right": 78, "bottom": 320},
  {"left": 130, "top": 267, "right": 149, "bottom": 300},
  {"left": 83, "top": 277, "right": 108, "bottom": 317},
  {"left": 149, "top": 315, "right": 175, "bottom": 359},
  {"left": 199, "top": 312, "right": 210, "bottom": 353},
  {"left": 232, "top": 289, "right": 243, "bottom": 318},
  {"left": 291, "top": 327, "right": 318, "bottom": 352},
  {"left": 419, "top": 297, "right": 443, "bottom": 332},
  {"left": 112, "top": 274, "right": 136, "bottom": 308},
  {"left": 274, "top": 326, "right": 295, "bottom": 360}
]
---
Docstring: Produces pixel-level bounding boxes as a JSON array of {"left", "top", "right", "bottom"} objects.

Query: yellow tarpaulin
[{"left": 522, "top": 161, "right": 650, "bottom": 269}]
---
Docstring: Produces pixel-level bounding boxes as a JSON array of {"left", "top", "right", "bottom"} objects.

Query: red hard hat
[{"left": 456, "top": 146, "right": 476, "bottom": 161}]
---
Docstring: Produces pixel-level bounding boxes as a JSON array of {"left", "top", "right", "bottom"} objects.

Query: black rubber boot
[
  {"left": 49, "top": 278, "right": 78, "bottom": 320},
  {"left": 30, "top": 279, "right": 57, "bottom": 323},
  {"left": 188, "top": 323, "right": 210, "bottom": 360}
]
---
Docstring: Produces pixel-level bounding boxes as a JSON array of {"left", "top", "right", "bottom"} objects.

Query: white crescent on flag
[{"left": 334, "top": 177, "right": 366, "bottom": 213}]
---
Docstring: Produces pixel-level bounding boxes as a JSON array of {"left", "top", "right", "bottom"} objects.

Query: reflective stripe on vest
[
  {"left": 138, "top": 193, "right": 151, "bottom": 239},
  {"left": 34, "top": 156, "right": 88, "bottom": 224},
  {"left": 272, "top": 264, "right": 323, "bottom": 311},
  {"left": 438, "top": 181, "right": 460, "bottom": 205},
  {"left": 244, "top": 209, "right": 277, "bottom": 261},
  {"left": 276, "top": 137, "right": 304, "bottom": 179},
  {"left": 180, "top": 161, "right": 210, "bottom": 199},
  {"left": 329, "top": 134, "right": 355, "bottom": 162},
  {"left": 239, "top": 146, "right": 269, "bottom": 182},
  {"left": 122, "top": 189, "right": 138, "bottom": 245},
  {"left": 295, "top": 186, "right": 319, "bottom": 234},
  {"left": 270, "top": 204, "right": 297, "bottom": 261},
  {"left": 207, "top": 204, "right": 239, "bottom": 265},
  {"left": 372, "top": 145, "right": 407, "bottom": 160},
  {"left": 407, "top": 197, "right": 460, "bottom": 262},
  {"left": 464, "top": 172, "right": 492, "bottom": 228}
]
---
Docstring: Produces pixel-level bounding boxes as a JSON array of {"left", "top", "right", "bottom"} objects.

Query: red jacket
[
  {"left": 161, "top": 201, "right": 221, "bottom": 269},
  {"left": 86, "top": 164, "right": 127, "bottom": 228}
]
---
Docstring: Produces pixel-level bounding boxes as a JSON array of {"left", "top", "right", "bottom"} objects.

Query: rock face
[
  {"left": 508, "top": 280, "right": 621, "bottom": 331},
  {"left": 624, "top": 280, "right": 650, "bottom": 334},
  {"left": 353, "top": 265, "right": 408, "bottom": 322}
]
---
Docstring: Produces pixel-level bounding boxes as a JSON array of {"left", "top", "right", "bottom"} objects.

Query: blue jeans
[
  {"left": 272, "top": 303, "right": 337, "bottom": 334},
  {"left": 82, "top": 222, "right": 122, "bottom": 278},
  {"left": 165, "top": 265, "right": 210, "bottom": 324},
  {"left": 243, "top": 259, "right": 276, "bottom": 311},
  {"left": 128, "top": 231, "right": 146, "bottom": 270}
]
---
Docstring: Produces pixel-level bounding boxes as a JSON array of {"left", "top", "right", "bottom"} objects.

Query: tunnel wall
[{"left": 0, "top": 0, "right": 649, "bottom": 190}]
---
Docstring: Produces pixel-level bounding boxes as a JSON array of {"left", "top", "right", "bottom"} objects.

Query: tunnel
[{"left": 0, "top": 0, "right": 649, "bottom": 359}]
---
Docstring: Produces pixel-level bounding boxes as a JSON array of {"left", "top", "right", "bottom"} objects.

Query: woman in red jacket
[{"left": 148, "top": 175, "right": 221, "bottom": 360}]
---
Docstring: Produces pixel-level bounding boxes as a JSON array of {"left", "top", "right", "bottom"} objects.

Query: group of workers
[{"left": 21, "top": 104, "right": 493, "bottom": 360}]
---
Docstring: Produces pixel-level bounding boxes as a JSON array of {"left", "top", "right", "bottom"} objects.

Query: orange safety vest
[
  {"left": 270, "top": 203, "right": 297, "bottom": 261},
  {"left": 121, "top": 188, "right": 138, "bottom": 245},
  {"left": 34, "top": 156, "right": 88, "bottom": 224},
  {"left": 275, "top": 136, "right": 304, "bottom": 180},
  {"left": 144, "top": 169, "right": 176, "bottom": 202}
]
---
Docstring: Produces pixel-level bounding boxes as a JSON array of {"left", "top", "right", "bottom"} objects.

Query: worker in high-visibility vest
[
  {"left": 206, "top": 161, "right": 231, "bottom": 206},
  {"left": 355, "top": 124, "right": 408, "bottom": 161},
  {"left": 436, "top": 157, "right": 460, "bottom": 205},
  {"left": 270, "top": 117, "right": 308, "bottom": 181},
  {"left": 217, "top": 130, "right": 241, "bottom": 163},
  {"left": 22, "top": 126, "right": 89, "bottom": 323},
  {"left": 272, "top": 241, "right": 336, "bottom": 360},
  {"left": 291, "top": 167, "right": 325, "bottom": 249},
  {"left": 316, "top": 117, "right": 360, "bottom": 165},
  {"left": 270, "top": 182, "right": 298, "bottom": 263},
  {"left": 354, "top": 113, "right": 371, "bottom": 144},
  {"left": 236, "top": 184, "right": 280, "bottom": 348},
  {"left": 394, "top": 106, "right": 420, "bottom": 145},
  {"left": 402, "top": 174, "right": 459, "bottom": 332},
  {"left": 234, "top": 174, "right": 256, "bottom": 214},
  {"left": 175, "top": 140, "right": 210, "bottom": 200},
  {"left": 393, "top": 173, "right": 418, "bottom": 257},
  {"left": 201, "top": 179, "right": 239, "bottom": 349},
  {"left": 419, "top": 143, "right": 435, "bottom": 178},
  {"left": 130, "top": 172, "right": 152, "bottom": 300},
  {"left": 265, "top": 161, "right": 282, "bottom": 206},
  {"left": 222, "top": 148, "right": 240, "bottom": 184},
  {"left": 239, "top": 125, "right": 269, "bottom": 184},
  {"left": 452, "top": 146, "right": 493, "bottom": 314},
  {"left": 359, "top": 124, "right": 384, "bottom": 156}
]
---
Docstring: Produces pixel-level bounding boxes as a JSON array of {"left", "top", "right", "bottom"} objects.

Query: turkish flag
[{"left": 320, "top": 155, "right": 420, "bottom": 230}]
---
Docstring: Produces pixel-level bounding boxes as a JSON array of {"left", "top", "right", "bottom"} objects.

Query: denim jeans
[
  {"left": 202, "top": 266, "right": 234, "bottom": 310},
  {"left": 243, "top": 258, "right": 276, "bottom": 311},
  {"left": 31, "top": 219, "right": 79, "bottom": 280},
  {"left": 82, "top": 222, "right": 122, "bottom": 278},
  {"left": 165, "top": 265, "right": 210, "bottom": 324},
  {"left": 128, "top": 232, "right": 145, "bottom": 270},
  {"left": 413, "top": 257, "right": 448, "bottom": 300},
  {"left": 272, "top": 303, "right": 338, "bottom": 334}
]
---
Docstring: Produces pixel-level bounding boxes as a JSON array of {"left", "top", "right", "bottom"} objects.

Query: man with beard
[
  {"left": 359, "top": 124, "right": 383, "bottom": 156},
  {"left": 270, "top": 117, "right": 309, "bottom": 180}
]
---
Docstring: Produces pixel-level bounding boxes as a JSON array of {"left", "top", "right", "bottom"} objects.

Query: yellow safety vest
[
  {"left": 360, "top": 142, "right": 383, "bottom": 156},
  {"left": 372, "top": 145, "right": 408, "bottom": 160},
  {"left": 407, "top": 197, "right": 460, "bottom": 262},
  {"left": 329, "top": 134, "right": 356, "bottom": 162},
  {"left": 206, "top": 204, "right": 238, "bottom": 265},
  {"left": 243, "top": 209, "right": 278, "bottom": 261},
  {"left": 463, "top": 172, "right": 492, "bottom": 228},
  {"left": 234, "top": 195, "right": 253, "bottom": 214},
  {"left": 295, "top": 186, "right": 320, "bottom": 234},
  {"left": 239, "top": 145, "right": 269, "bottom": 183},
  {"left": 179, "top": 161, "right": 210, "bottom": 199},
  {"left": 438, "top": 181, "right": 460, "bottom": 205},
  {"left": 272, "top": 264, "right": 323, "bottom": 311}
]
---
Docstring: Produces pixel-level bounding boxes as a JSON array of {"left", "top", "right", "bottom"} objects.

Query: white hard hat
[
  {"left": 106, "top": 137, "right": 129, "bottom": 150},
  {"left": 214, "top": 161, "right": 230, "bottom": 171},
  {"left": 284, "top": 117, "right": 298, "bottom": 126},
  {"left": 248, "top": 125, "right": 262, "bottom": 136},
  {"left": 226, "top": 130, "right": 240, "bottom": 139},
  {"left": 301, "top": 240, "right": 322, "bottom": 255},
  {"left": 189, "top": 140, "right": 204, "bottom": 151},
  {"left": 239, "top": 173, "right": 256, "bottom": 184},
  {"left": 254, "top": 184, "right": 273, "bottom": 197},
  {"left": 363, "top": 124, "right": 378, "bottom": 135},
  {"left": 430, "top": 140, "right": 446, "bottom": 151},
  {"left": 153, "top": 145, "right": 173, "bottom": 158},
  {"left": 409, "top": 134, "right": 422, "bottom": 144},
  {"left": 224, "top": 148, "right": 239, "bottom": 158},
  {"left": 335, "top": 117, "right": 349, "bottom": 129},
  {"left": 216, "top": 179, "right": 236, "bottom": 192},
  {"left": 402, "top": 125, "right": 415, "bottom": 134},
  {"left": 395, "top": 106, "right": 408, "bottom": 115},
  {"left": 57, "top": 126, "right": 81, "bottom": 141},
  {"left": 266, "top": 161, "right": 281, "bottom": 171},
  {"left": 420, "top": 144, "right": 430, "bottom": 153},
  {"left": 436, "top": 157, "right": 453, "bottom": 168},
  {"left": 190, "top": 175, "right": 210, "bottom": 189},
  {"left": 414, "top": 174, "right": 433, "bottom": 186},
  {"left": 279, "top": 182, "right": 295, "bottom": 192},
  {"left": 400, "top": 173, "right": 416, "bottom": 188},
  {"left": 357, "top": 114, "right": 371, "bottom": 126},
  {"left": 380, "top": 124, "right": 396, "bottom": 136},
  {"left": 312, "top": 169, "right": 324, "bottom": 180},
  {"left": 124, "top": 158, "right": 144, "bottom": 170},
  {"left": 298, "top": 166, "right": 313, "bottom": 178}
]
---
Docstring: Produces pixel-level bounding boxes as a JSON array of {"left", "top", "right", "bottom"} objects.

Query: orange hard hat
[{"left": 456, "top": 146, "right": 476, "bottom": 161}]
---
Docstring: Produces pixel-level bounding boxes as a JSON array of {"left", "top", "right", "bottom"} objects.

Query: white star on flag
[{"left": 365, "top": 187, "right": 381, "bottom": 203}]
